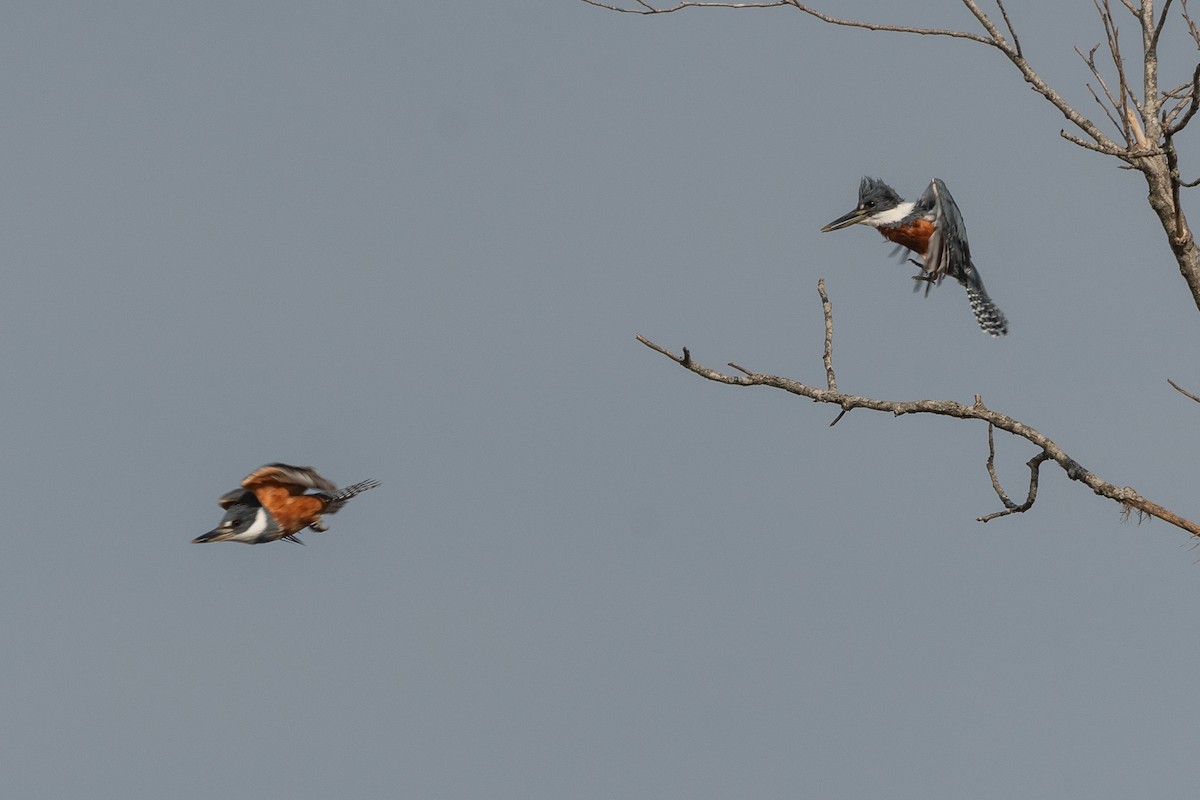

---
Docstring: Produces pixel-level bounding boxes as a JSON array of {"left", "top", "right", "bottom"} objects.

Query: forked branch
[
  {"left": 978, "top": 424, "right": 1053, "bottom": 522},
  {"left": 637, "top": 282, "right": 1200, "bottom": 538}
]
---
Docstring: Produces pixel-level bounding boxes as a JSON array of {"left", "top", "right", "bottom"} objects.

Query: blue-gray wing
[
  {"left": 218, "top": 488, "right": 257, "bottom": 509},
  {"left": 918, "top": 178, "right": 973, "bottom": 287},
  {"left": 917, "top": 179, "right": 1009, "bottom": 336}
]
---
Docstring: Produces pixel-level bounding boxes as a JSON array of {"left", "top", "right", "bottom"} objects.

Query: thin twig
[
  {"left": 817, "top": 278, "right": 836, "bottom": 393},
  {"left": 795, "top": 0, "right": 1124, "bottom": 153},
  {"left": 977, "top": 453, "right": 1053, "bottom": 522},
  {"left": 784, "top": 1, "right": 997, "bottom": 46},
  {"left": 1151, "top": 0, "right": 1176, "bottom": 52},
  {"left": 995, "top": 0, "right": 1022, "bottom": 58},
  {"left": 1077, "top": 43, "right": 1128, "bottom": 139},
  {"left": 1184, "top": 0, "right": 1200, "bottom": 47},
  {"left": 1168, "top": 377, "right": 1200, "bottom": 403},
  {"left": 1060, "top": 129, "right": 1150, "bottom": 157},
  {"left": 578, "top": 0, "right": 790, "bottom": 12},
  {"left": 1165, "top": 62, "right": 1200, "bottom": 134},
  {"left": 1094, "top": 0, "right": 1136, "bottom": 144},
  {"left": 982, "top": 422, "right": 1016, "bottom": 509},
  {"left": 585, "top": 0, "right": 1124, "bottom": 153}
]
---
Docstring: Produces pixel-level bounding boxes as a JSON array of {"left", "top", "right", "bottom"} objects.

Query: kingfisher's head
[
  {"left": 821, "top": 176, "right": 904, "bottom": 231},
  {"left": 192, "top": 504, "right": 281, "bottom": 545}
]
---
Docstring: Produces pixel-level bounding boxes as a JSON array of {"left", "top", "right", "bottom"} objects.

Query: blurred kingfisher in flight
[{"left": 194, "top": 463, "right": 379, "bottom": 545}]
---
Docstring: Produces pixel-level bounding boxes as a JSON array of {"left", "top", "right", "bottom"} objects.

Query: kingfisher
[
  {"left": 193, "top": 463, "right": 380, "bottom": 545},
  {"left": 821, "top": 177, "right": 1008, "bottom": 337}
]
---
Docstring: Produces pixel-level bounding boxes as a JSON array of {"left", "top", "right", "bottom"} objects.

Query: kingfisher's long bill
[
  {"left": 820, "top": 206, "right": 874, "bottom": 232},
  {"left": 193, "top": 463, "right": 380, "bottom": 545},
  {"left": 820, "top": 176, "right": 1009, "bottom": 337}
]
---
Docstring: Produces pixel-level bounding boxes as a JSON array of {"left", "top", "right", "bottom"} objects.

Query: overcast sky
[{"left": 3, "top": 2, "right": 1199, "bottom": 798}]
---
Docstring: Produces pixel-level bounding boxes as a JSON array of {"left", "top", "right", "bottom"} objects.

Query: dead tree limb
[
  {"left": 1168, "top": 377, "right": 1200, "bottom": 403},
  {"left": 578, "top": 0, "right": 790, "bottom": 12},
  {"left": 637, "top": 281, "right": 1200, "bottom": 538}
]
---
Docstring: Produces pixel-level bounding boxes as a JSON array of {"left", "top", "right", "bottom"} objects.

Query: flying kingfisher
[
  {"left": 193, "top": 463, "right": 380, "bottom": 545},
  {"left": 821, "top": 177, "right": 1008, "bottom": 337}
]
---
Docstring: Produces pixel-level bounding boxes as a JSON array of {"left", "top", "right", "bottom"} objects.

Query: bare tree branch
[
  {"left": 801, "top": 0, "right": 1134, "bottom": 156},
  {"left": 996, "top": 0, "right": 1024, "bottom": 58},
  {"left": 1100, "top": 1, "right": 1136, "bottom": 142},
  {"left": 1161, "top": 85, "right": 1193, "bottom": 128},
  {"left": 1151, "top": 0, "right": 1175, "bottom": 51},
  {"left": 817, "top": 277, "right": 836, "bottom": 393},
  {"left": 636, "top": 282, "right": 1200, "bottom": 539},
  {"left": 783, "top": 1, "right": 997, "bottom": 46},
  {"left": 578, "top": 0, "right": 789, "bottom": 12},
  {"left": 1060, "top": 128, "right": 1153, "bottom": 156},
  {"left": 1168, "top": 377, "right": 1200, "bottom": 403},
  {"left": 585, "top": 0, "right": 1128, "bottom": 156},
  {"left": 1183, "top": 0, "right": 1200, "bottom": 46},
  {"left": 1163, "top": 137, "right": 1192, "bottom": 241},
  {"left": 1137, "top": 1, "right": 1164, "bottom": 129},
  {"left": 1165, "top": 63, "right": 1200, "bottom": 134},
  {"left": 1077, "top": 44, "right": 1129, "bottom": 140},
  {"left": 978, "top": 423, "right": 1053, "bottom": 523}
]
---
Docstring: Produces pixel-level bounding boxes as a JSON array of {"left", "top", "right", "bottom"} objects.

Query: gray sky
[{"left": 3, "top": 2, "right": 1199, "bottom": 797}]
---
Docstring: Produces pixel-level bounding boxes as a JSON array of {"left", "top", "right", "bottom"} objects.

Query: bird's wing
[
  {"left": 217, "top": 488, "right": 257, "bottom": 509},
  {"left": 240, "top": 463, "right": 336, "bottom": 533},
  {"left": 241, "top": 463, "right": 337, "bottom": 495},
  {"left": 918, "top": 178, "right": 973, "bottom": 287}
]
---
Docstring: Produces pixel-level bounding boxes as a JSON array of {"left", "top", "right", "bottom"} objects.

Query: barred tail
[
  {"left": 326, "top": 479, "right": 381, "bottom": 513},
  {"left": 305, "top": 479, "right": 380, "bottom": 534},
  {"left": 965, "top": 284, "right": 1008, "bottom": 337}
]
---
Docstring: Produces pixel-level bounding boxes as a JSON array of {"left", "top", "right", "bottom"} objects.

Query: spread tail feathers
[{"left": 325, "top": 479, "right": 381, "bottom": 514}]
